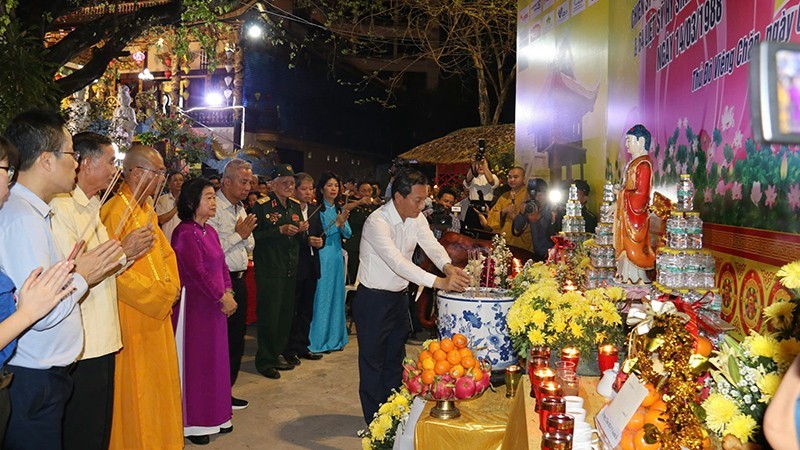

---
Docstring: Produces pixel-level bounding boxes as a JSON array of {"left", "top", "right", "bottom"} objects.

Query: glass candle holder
[
  {"left": 528, "top": 356, "right": 549, "bottom": 378},
  {"left": 531, "top": 367, "right": 555, "bottom": 402},
  {"left": 539, "top": 396, "right": 566, "bottom": 433},
  {"left": 561, "top": 347, "right": 580, "bottom": 368},
  {"left": 530, "top": 346, "right": 551, "bottom": 359},
  {"left": 598, "top": 344, "right": 619, "bottom": 373},
  {"left": 542, "top": 431, "right": 572, "bottom": 450},
  {"left": 505, "top": 365, "right": 522, "bottom": 398},
  {"left": 546, "top": 413, "right": 575, "bottom": 435},
  {"left": 540, "top": 380, "right": 563, "bottom": 398}
]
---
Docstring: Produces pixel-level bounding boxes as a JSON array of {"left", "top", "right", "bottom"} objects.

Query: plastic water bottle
[{"left": 677, "top": 174, "right": 694, "bottom": 211}]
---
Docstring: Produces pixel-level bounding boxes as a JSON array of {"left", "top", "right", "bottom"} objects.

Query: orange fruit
[
  {"left": 421, "top": 357, "right": 435, "bottom": 371},
  {"left": 695, "top": 336, "right": 713, "bottom": 357},
  {"left": 433, "top": 349, "right": 448, "bottom": 362},
  {"left": 650, "top": 399, "right": 667, "bottom": 412},
  {"left": 625, "top": 411, "right": 645, "bottom": 431},
  {"left": 461, "top": 356, "right": 476, "bottom": 369},
  {"left": 453, "top": 334, "right": 468, "bottom": 349},
  {"left": 471, "top": 368, "right": 483, "bottom": 381},
  {"left": 619, "top": 430, "right": 635, "bottom": 450},
  {"left": 421, "top": 370, "right": 436, "bottom": 385},
  {"left": 446, "top": 349, "right": 462, "bottom": 366},
  {"left": 440, "top": 337, "right": 454, "bottom": 352},
  {"left": 434, "top": 360, "right": 451, "bottom": 375},
  {"left": 428, "top": 341, "right": 440, "bottom": 353},
  {"left": 458, "top": 348, "right": 473, "bottom": 358},
  {"left": 641, "top": 384, "right": 659, "bottom": 407},
  {"left": 644, "top": 409, "right": 668, "bottom": 432},
  {"left": 633, "top": 427, "right": 661, "bottom": 450},
  {"left": 450, "top": 365, "right": 465, "bottom": 378},
  {"left": 418, "top": 350, "right": 433, "bottom": 361}
]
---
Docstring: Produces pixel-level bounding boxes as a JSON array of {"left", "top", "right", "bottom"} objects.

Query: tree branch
[{"left": 53, "top": 2, "right": 181, "bottom": 96}]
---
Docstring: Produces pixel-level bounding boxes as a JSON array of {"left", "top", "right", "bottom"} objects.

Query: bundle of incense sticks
[
  {"left": 113, "top": 172, "right": 158, "bottom": 238},
  {"left": 75, "top": 167, "right": 122, "bottom": 245}
]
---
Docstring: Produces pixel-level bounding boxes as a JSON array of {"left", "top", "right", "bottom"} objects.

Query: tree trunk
[
  {"left": 473, "top": 53, "right": 492, "bottom": 126},
  {"left": 491, "top": 62, "right": 516, "bottom": 126}
]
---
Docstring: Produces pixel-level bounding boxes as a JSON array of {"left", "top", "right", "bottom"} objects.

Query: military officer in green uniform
[
  {"left": 342, "top": 181, "right": 379, "bottom": 283},
  {"left": 252, "top": 164, "right": 308, "bottom": 379}
]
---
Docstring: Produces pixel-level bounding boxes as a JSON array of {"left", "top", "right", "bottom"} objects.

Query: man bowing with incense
[{"left": 100, "top": 145, "right": 183, "bottom": 450}]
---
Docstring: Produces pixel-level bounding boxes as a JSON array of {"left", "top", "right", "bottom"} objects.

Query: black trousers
[
  {"left": 285, "top": 276, "right": 318, "bottom": 357},
  {"left": 62, "top": 354, "right": 115, "bottom": 450},
  {"left": 228, "top": 273, "right": 248, "bottom": 386},
  {"left": 352, "top": 285, "right": 409, "bottom": 424},
  {"left": 4, "top": 364, "right": 73, "bottom": 450}
]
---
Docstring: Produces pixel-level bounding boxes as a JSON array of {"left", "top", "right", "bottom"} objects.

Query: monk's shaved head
[{"left": 122, "top": 144, "right": 163, "bottom": 174}]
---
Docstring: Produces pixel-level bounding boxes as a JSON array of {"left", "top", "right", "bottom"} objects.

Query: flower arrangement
[
  {"left": 506, "top": 261, "right": 625, "bottom": 361},
  {"left": 463, "top": 234, "right": 514, "bottom": 289},
  {"left": 701, "top": 260, "right": 800, "bottom": 445},
  {"left": 490, "top": 234, "right": 513, "bottom": 288},
  {"left": 358, "top": 387, "right": 414, "bottom": 450}
]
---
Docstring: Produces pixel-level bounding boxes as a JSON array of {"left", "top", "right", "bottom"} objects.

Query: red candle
[
  {"left": 598, "top": 344, "right": 619, "bottom": 373},
  {"left": 528, "top": 356, "right": 549, "bottom": 379},
  {"left": 561, "top": 347, "right": 580, "bottom": 368},
  {"left": 540, "top": 381, "right": 563, "bottom": 398},
  {"left": 546, "top": 413, "right": 575, "bottom": 435},
  {"left": 531, "top": 367, "right": 555, "bottom": 402},
  {"left": 539, "top": 396, "right": 566, "bottom": 433}
]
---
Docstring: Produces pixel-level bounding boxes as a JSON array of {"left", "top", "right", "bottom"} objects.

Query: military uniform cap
[{"left": 271, "top": 164, "right": 295, "bottom": 178}]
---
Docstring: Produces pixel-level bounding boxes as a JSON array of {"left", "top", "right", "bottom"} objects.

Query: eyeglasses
[
  {"left": 60, "top": 151, "right": 80, "bottom": 162},
  {"left": 136, "top": 166, "right": 167, "bottom": 177},
  {"left": 0, "top": 166, "right": 15, "bottom": 186}
]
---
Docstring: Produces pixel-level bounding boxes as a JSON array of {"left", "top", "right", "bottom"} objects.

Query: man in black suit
[{"left": 283, "top": 172, "right": 325, "bottom": 364}]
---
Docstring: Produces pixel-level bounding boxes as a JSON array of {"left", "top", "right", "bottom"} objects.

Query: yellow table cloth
[{"left": 415, "top": 388, "right": 514, "bottom": 450}]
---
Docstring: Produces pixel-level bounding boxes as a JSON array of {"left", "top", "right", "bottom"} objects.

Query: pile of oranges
[
  {"left": 402, "top": 334, "right": 492, "bottom": 400},
  {"left": 416, "top": 334, "right": 482, "bottom": 383}
]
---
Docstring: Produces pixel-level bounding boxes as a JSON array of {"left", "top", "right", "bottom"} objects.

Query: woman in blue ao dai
[{"left": 308, "top": 172, "right": 352, "bottom": 353}]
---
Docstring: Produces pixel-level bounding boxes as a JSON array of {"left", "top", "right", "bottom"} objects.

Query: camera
[
  {"left": 475, "top": 138, "right": 486, "bottom": 161},
  {"left": 429, "top": 203, "right": 454, "bottom": 231},
  {"left": 523, "top": 178, "right": 547, "bottom": 215}
]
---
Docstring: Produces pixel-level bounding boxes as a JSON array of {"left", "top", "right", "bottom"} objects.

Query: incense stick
[
  {"left": 75, "top": 168, "right": 122, "bottom": 245},
  {"left": 113, "top": 173, "right": 156, "bottom": 238},
  {"left": 147, "top": 175, "right": 169, "bottom": 225}
]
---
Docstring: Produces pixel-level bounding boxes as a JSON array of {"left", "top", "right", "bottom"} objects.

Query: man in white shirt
[
  {"left": 51, "top": 132, "right": 154, "bottom": 450},
  {"left": 354, "top": 168, "right": 470, "bottom": 424},
  {"left": 207, "top": 159, "right": 257, "bottom": 410},
  {"left": 463, "top": 158, "right": 498, "bottom": 202},
  {"left": 0, "top": 110, "right": 122, "bottom": 448},
  {"left": 155, "top": 171, "right": 184, "bottom": 242}
]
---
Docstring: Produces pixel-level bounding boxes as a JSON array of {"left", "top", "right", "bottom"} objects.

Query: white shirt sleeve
[{"left": 362, "top": 217, "right": 439, "bottom": 289}]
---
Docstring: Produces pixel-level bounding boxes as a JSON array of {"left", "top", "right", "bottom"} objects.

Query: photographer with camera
[
  {"left": 461, "top": 140, "right": 498, "bottom": 237},
  {"left": 425, "top": 187, "right": 461, "bottom": 240},
  {"left": 485, "top": 167, "right": 533, "bottom": 252},
  {"left": 512, "top": 178, "right": 559, "bottom": 261}
]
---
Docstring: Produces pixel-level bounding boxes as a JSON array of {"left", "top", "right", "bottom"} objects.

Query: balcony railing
[{"left": 186, "top": 109, "right": 236, "bottom": 127}]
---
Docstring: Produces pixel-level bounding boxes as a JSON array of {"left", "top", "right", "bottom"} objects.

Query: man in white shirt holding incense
[{"left": 353, "top": 168, "right": 470, "bottom": 424}]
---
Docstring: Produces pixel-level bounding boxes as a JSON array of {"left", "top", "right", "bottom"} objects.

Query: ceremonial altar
[{"left": 412, "top": 376, "right": 604, "bottom": 450}]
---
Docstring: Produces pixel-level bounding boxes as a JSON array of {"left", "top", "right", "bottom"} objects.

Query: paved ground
[{"left": 200, "top": 325, "right": 370, "bottom": 449}]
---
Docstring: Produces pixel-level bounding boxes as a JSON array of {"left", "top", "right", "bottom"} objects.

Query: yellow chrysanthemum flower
[
  {"left": 369, "top": 413, "right": 392, "bottom": 442},
  {"left": 745, "top": 333, "right": 779, "bottom": 359},
  {"left": 528, "top": 329, "right": 545, "bottom": 345},
  {"left": 757, "top": 373, "right": 782, "bottom": 403},
  {"left": 702, "top": 393, "right": 739, "bottom": 433},
  {"left": 776, "top": 338, "right": 800, "bottom": 365},
  {"left": 531, "top": 309, "right": 548, "bottom": 328},
  {"left": 362, "top": 436, "right": 373, "bottom": 450},
  {"left": 570, "top": 321, "right": 584, "bottom": 338},
  {"left": 777, "top": 261, "right": 800, "bottom": 290},
  {"left": 763, "top": 301, "right": 795, "bottom": 329},
  {"left": 723, "top": 414, "right": 758, "bottom": 443},
  {"left": 605, "top": 286, "right": 626, "bottom": 300},
  {"left": 594, "top": 331, "right": 607, "bottom": 344}
]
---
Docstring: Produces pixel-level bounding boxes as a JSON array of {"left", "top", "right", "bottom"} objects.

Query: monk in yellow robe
[
  {"left": 487, "top": 167, "right": 533, "bottom": 253},
  {"left": 100, "top": 145, "right": 183, "bottom": 449}
]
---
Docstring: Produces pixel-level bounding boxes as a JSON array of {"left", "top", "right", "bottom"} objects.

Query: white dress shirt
[
  {"left": 464, "top": 173, "right": 499, "bottom": 201},
  {"left": 155, "top": 192, "right": 180, "bottom": 243},
  {"left": 207, "top": 189, "right": 255, "bottom": 272},
  {"left": 50, "top": 186, "right": 123, "bottom": 360},
  {"left": 0, "top": 184, "right": 88, "bottom": 369},
  {"left": 358, "top": 200, "right": 451, "bottom": 292}
]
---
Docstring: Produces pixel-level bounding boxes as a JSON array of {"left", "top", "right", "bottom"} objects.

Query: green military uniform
[
  {"left": 252, "top": 165, "right": 302, "bottom": 372},
  {"left": 342, "top": 201, "right": 378, "bottom": 284}
]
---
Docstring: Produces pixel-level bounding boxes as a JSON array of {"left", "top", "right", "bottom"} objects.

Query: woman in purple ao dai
[{"left": 172, "top": 178, "right": 238, "bottom": 445}]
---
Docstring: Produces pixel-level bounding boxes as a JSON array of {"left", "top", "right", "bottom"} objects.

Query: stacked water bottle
[
  {"left": 561, "top": 184, "right": 587, "bottom": 245},
  {"left": 655, "top": 174, "right": 716, "bottom": 290},
  {"left": 585, "top": 181, "right": 617, "bottom": 288}
]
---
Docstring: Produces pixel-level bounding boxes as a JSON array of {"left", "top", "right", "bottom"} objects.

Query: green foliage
[{"left": 0, "top": 23, "right": 60, "bottom": 129}]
